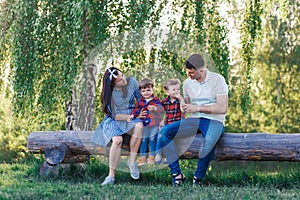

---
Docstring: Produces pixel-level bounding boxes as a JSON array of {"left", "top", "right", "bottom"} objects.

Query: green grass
[{"left": 0, "top": 156, "right": 300, "bottom": 200}]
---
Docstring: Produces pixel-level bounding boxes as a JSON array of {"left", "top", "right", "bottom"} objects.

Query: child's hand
[
  {"left": 175, "top": 93, "right": 184, "bottom": 102},
  {"left": 148, "top": 105, "right": 157, "bottom": 112},
  {"left": 159, "top": 121, "right": 165, "bottom": 128},
  {"left": 137, "top": 108, "right": 147, "bottom": 119}
]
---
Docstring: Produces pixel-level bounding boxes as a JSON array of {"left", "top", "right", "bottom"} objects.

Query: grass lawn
[{"left": 0, "top": 156, "right": 299, "bottom": 200}]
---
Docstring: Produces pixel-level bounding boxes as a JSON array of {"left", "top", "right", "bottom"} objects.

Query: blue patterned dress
[{"left": 92, "top": 77, "right": 142, "bottom": 146}]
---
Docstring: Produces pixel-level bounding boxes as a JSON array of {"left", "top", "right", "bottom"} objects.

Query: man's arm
[
  {"left": 199, "top": 94, "right": 228, "bottom": 114},
  {"left": 184, "top": 97, "right": 190, "bottom": 104},
  {"left": 182, "top": 94, "right": 228, "bottom": 114},
  {"left": 173, "top": 93, "right": 187, "bottom": 113}
]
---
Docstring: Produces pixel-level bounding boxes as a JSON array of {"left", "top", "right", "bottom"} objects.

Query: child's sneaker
[
  {"left": 147, "top": 156, "right": 155, "bottom": 165},
  {"left": 138, "top": 156, "right": 146, "bottom": 166},
  {"left": 162, "top": 158, "right": 168, "bottom": 165},
  {"left": 155, "top": 154, "right": 162, "bottom": 164}
]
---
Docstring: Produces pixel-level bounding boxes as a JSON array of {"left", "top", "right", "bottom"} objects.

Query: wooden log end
[{"left": 44, "top": 143, "right": 68, "bottom": 165}]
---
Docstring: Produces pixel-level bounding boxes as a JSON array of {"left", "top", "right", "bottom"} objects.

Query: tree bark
[
  {"left": 65, "top": 56, "right": 98, "bottom": 131},
  {"left": 75, "top": 58, "right": 97, "bottom": 131},
  {"left": 27, "top": 131, "right": 300, "bottom": 162}
]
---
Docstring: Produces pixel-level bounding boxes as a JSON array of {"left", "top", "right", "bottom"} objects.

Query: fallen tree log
[{"left": 27, "top": 131, "right": 300, "bottom": 163}]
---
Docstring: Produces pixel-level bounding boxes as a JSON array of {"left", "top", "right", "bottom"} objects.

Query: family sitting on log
[
  {"left": 27, "top": 53, "right": 300, "bottom": 186},
  {"left": 91, "top": 53, "right": 228, "bottom": 187}
]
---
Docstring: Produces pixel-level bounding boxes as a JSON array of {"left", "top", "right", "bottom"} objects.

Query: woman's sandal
[{"left": 172, "top": 173, "right": 186, "bottom": 187}]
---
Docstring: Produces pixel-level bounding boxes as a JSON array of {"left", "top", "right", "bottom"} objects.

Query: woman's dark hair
[
  {"left": 101, "top": 67, "right": 119, "bottom": 115},
  {"left": 101, "top": 67, "right": 130, "bottom": 116}
]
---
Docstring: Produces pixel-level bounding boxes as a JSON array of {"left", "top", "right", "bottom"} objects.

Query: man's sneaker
[
  {"left": 101, "top": 176, "right": 115, "bottom": 186},
  {"left": 127, "top": 160, "right": 140, "bottom": 179},
  {"left": 193, "top": 176, "right": 202, "bottom": 186},
  {"left": 147, "top": 156, "right": 155, "bottom": 165},
  {"left": 138, "top": 156, "right": 146, "bottom": 166},
  {"left": 155, "top": 154, "right": 162, "bottom": 164}
]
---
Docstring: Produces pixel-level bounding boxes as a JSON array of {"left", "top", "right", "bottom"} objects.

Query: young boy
[
  {"left": 155, "top": 79, "right": 185, "bottom": 164},
  {"left": 128, "top": 78, "right": 164, "bottom": 166}
]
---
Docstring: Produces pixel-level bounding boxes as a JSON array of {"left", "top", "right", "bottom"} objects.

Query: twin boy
[{"left": 128, "top": 78, "right": 185, "bottom": 165}]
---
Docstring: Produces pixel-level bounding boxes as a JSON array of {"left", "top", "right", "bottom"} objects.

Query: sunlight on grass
[
  {"left": 0, "top": 163, "right": 28, "bottom": 188},
  {"left": 1, "top": 158, "right": 300, "bottom": 199}
]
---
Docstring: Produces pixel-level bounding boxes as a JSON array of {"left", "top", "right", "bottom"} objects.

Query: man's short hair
[
  {"left": 164, "top": 79, "right": 181, "bottom": 91},
  {"left": 185, "top": 54, "right": 205, "bottom": 69},
  {"left": 139, "top": 78, "right": 154, "bottom": 89}
]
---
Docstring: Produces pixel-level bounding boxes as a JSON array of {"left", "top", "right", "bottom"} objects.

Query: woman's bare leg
[
  {"left": 129, "top": 122, "right": 143, "bottom": 163},
  {"left": 108, "top": 136, "right": 123, "bottom": 178}
]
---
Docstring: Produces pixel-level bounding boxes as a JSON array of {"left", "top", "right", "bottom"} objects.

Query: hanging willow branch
[
  {"left": 240, "top": 0, "right": 262, "bottom": 115},
  {"left": 206, "top": 0, "right": 230, "bottom": 82}
]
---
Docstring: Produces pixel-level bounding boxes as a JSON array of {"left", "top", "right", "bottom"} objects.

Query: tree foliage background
[{"left": 0, "top": 0, "right": 299, "bottom": 162}]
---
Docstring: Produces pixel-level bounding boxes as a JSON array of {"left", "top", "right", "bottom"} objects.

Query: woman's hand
[{"left": 127, "top": 114, "right": 134, "bottom": 122}]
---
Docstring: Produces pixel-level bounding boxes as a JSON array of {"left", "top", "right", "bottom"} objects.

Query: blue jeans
[
  {"left": 156, "top": 130, "right": 162, "bottom": 155},
  {"left": 159, "top": 118, "right": 224, "bottom": 179},
  {"left": 140, "top": 126, "right": 159, "bottom": 157}
]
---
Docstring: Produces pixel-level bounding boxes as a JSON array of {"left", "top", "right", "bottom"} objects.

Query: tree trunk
[
  {"left": 27, "top": 131, "right": 300, "bottom": 162},
  {"left": 65, "top": 56, "right": 98, "bottom": 131},
  {"left": 75, "top": 57, "right": 98, "bottom": 131},
  {"left": 65, "top": 89, "right": 78, "bottom": 130}
]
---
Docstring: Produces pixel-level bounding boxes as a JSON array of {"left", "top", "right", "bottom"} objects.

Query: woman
[{"left": 92, "top": 67, "right": 144, "bottom": 185}]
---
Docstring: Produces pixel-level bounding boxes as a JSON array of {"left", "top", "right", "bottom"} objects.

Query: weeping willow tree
[
  {"left": 0, "top": 0, "right": 164, "bottom": 132},
  {"left": 2, "top": 0, "right": 230, "bottom": 131},
  {"left": 1, "top": 0, "right": 299, "bottom": 162}
]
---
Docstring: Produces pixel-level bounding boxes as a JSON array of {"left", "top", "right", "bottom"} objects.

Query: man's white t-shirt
[{"left": 183, "top": 69, "right": 228, "bottom": 123}]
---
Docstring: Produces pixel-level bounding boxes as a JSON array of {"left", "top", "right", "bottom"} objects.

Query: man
[{"left": 159, "top": 54, "right": 228, "bottom": 187}]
